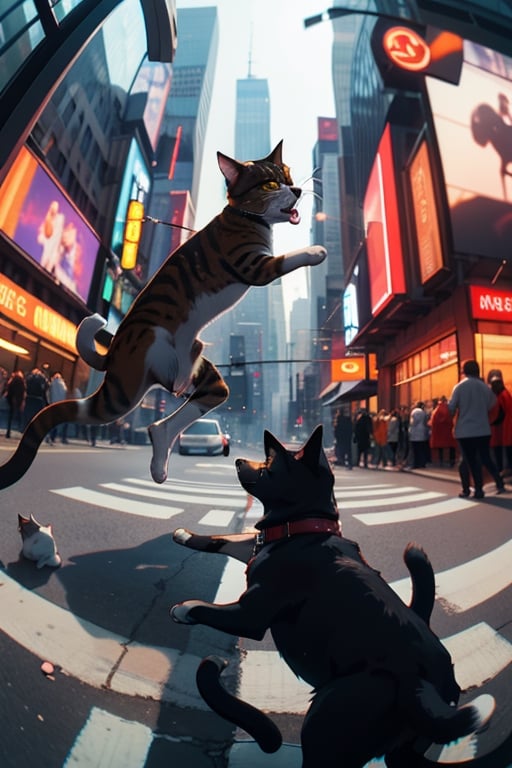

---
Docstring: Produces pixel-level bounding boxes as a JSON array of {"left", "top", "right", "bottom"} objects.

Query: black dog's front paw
[
  {"left": 170, "top": 600, "right": 202, "bottom": 624},
  {"left": 173, "top": 527, "right": 192, "bottom": 546}
]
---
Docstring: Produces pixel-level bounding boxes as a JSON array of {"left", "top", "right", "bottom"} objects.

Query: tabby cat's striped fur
[{"left": 0, "top": 142, "right": 326, "bottom": 488}]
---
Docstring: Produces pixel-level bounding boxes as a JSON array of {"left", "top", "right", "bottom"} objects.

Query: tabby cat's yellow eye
[{"left": 261, "top": 181, "right": 280, "bottom": 191}]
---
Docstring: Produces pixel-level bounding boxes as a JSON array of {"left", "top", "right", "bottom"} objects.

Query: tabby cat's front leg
[
  {"left": 148, "top": 356, "right": 228, "bottom": 483},
  {"left": 280, "top": 245, "right": 327, "bottom": 274}
]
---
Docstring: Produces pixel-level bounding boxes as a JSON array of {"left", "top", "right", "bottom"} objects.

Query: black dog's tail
[
  {"left": 196, "top": 656, "right": 282, "bottom": 754},
  {"left": 404, "top": 543, "right": 436, "bottom": 625}
]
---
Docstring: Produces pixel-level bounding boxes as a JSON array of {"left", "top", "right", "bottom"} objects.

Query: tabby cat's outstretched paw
[{"left": 148, "top": 423, "right": 170, "bottom": 484}]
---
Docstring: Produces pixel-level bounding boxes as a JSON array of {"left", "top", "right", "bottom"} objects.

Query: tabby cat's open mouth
[{"left": 283, "top": 208, "right": 301, "bottom": 225}]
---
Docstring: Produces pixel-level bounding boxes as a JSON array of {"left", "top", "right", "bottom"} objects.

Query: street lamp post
[{"left": 304, "top": 4, "right": 421, "bottom": 30}]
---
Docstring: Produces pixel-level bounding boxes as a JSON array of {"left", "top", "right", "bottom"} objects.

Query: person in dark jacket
[
  {"left": 354, "top": 408, "right": 373, "bottom": 468},
  {"left": 23, "top": 367, "right": 49, "bottom": 428},
  {"left": 333, "top": 408, "right": 353, "bottom": 468},
  {"left": 5, "top": 370, "right": 26, "bottom": 438}
]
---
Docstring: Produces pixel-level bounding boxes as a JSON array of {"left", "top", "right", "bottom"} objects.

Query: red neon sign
[
  {"left": 383, "top": 27, "right": 431, "bottom": 72},
  {"left": 470, "top": 285, "right": 512, "bottom": 322},
  {"left": 364, "top": 124, "right": 406, "bottom": 316}
]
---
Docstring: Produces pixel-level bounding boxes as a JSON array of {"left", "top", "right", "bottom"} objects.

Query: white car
[{"left": 178, "top": 418, "right": 230, "bottom": 456}]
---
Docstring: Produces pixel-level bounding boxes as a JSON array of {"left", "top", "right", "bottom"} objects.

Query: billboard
[
  {"left": 408, "top": 138, "right": 445, "bottom": 283},
  {"left": 0, "top": 147, "right": 100, "bottom": 304},
  {"left": 363, "top": 124, "right": 406, "bottom": 316},
  {"left": 427, "top": 41, "right": 512, "bottom": 262}
]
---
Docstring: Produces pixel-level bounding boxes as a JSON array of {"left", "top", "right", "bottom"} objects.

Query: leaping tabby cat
[{"left": 0, "top": 142, "right": 326, "bottom": 489}]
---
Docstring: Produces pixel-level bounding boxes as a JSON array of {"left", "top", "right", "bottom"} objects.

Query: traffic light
[{"left": 121, "top": 199, "right": 145, "bottom": 269}]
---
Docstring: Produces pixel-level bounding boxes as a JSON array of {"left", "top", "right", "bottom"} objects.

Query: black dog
[{"left": 172, "top": 426, "right": 504, "bottom": 767}]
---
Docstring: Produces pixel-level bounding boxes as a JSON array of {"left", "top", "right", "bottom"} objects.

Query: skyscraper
[
  {"left": 235, "top": 77, "right": 270, "bottom": 159},
  {"left": 204, "top": 68, "right": 288, "bottom": 440},
  {"left": 147, "top": 7, "right": 219, "bottom": 277}
]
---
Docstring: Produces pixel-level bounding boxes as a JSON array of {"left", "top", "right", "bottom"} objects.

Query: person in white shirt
[{"left": 448, "top": 359, "right": 505, "bottom": 499}]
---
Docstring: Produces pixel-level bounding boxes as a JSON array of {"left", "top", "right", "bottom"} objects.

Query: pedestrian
[
  {"left": 372, "top": 409, "right": 390, "bottom": 468},
  {"left": 408, "top": 401, "right": 429, "bottom": 468},
  {"left": 387, "top": 408, "right": 401, "bottom": 466},
  {"left": 23, "top": 367, "right": 49, "bottom": 427},
  {"left": 333, "top": 408, "right": 353, "bottom": 468},
  {"left": 448, "top": 359, "right": 505, "bottom": 499},
  {"left": 353, "top": 408, "right": 373, "bottom": 468},
  {"left": 48, "top": 372, "right": 69, "bottom": 444},
  {"left": 5, "top": 369, "right": 26, "bottom": 438},
  {"left": 429, "top": 396, "right": 457, "bottom": 467},
  {"left": 397, "top": 405, "right": 410, "bottom": 464},
  {"left": 488, "top": 374, "right": 512, "bottom": 475}
]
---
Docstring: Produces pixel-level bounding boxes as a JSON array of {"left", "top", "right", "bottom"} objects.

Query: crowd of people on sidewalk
[
  {"left": 0, "top": 365, "right": 130, "bottom": 446},
  {"left": 332, "top": 359, "right": 511, "bottom": 499}
]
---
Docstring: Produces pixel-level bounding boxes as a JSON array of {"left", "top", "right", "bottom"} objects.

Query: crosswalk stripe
[
  {"left": 353, "top": 496, "right": 472, "bottom": 524},
  {"left": 51, "top": 487, "right": 183, "bottom": 519},
  {"left": 335, "top": 485, "right": 419, "bottom": 498},
  {"left": 442, "top": 622, "right": 512, "bottom": 690},
  {"left": 391, "top": 538, "right": 512, "bottom": 612},
  {"left": 101, "top": 481, "right": 245, "bottom": 508},
  {"left": 124, "top": 477, "right": 246, "bottom": 496},
  {"left": 339, "top": 490, "right": 444, "bottom": 509},
  {"left": 199, "top": 510, "right": 236, "bottom": 526},
  {"left": 63, "top": 707, "right": 152, "bottom": 767}
]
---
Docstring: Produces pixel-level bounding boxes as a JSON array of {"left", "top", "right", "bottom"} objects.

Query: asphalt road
[{"left": 0, "top": 433, "right": 511, "bottom": 767}]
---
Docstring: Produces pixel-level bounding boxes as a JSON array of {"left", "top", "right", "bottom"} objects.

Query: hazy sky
[{"left": 176, "top": 0, "right": 336, "bottom": 304}]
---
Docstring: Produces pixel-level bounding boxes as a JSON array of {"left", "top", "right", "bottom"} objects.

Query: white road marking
[
  {"left": 341, "top": 491, "right": 444, "bottom": 509},
  {"left": 50, "top": 487, "right": 183, "bottom": 519},
  {"left": 0, "top": 567, "right": 207, "bottom": 708},
  {"left": 391, "top": 538, "right": 512, "bottom": 612},
  {"left": 198, "top": 509, "right": 236, "bottom": 526},
  {"left": 101, "top": 483, "right": 244, "bottom": 511},
  {"left": 101, "top": 481, "right": 245, "bottom": 508},
  {"left": 336, "top": 485, "right": 419, "bottom": 498},
  {"left": 63, "top": 707, "right": 152, "bottom": 768},
  {"left": 124, "top": 477, "right": 246, "bottom": 496},
  {"left": 353, "top": 496, "right": 473, "bottom": 524},
  {"left": 442, "top": 622, "right": 512, "bottom": 691}
]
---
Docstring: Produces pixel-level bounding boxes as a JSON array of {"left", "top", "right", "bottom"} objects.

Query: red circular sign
[{"left": 383, "top": 27, "right": 431, "bottom": 72}]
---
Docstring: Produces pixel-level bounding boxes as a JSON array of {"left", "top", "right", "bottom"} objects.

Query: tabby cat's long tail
[
  {"left": 0, "top": 397, "right": 101, "bottom": 490},
  {"left": 196, "top": 656, "right": 282, "bottom": 753},
  {"left": 76, "top": 313, "right": 109, "bottom": 371}
]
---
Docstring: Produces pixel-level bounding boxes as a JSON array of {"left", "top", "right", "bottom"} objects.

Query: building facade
[
  {"left": 323, "top": 0, "right": 512, "bottom": 414},
  {"left": 0, "top": 0, "right": 176, "bottom": 420}
]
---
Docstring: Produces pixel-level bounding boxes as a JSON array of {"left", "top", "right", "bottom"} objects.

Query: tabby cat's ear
[
  {"left": 265, "top": 140, "right": 284, "bottom": 166},
  {"left": 217, "top": 151, "right": 243, "bottom": 186}
]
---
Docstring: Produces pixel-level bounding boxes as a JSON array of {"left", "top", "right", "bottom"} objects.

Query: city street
[{"left": 0, "top": 433, "right": 511, "bottom": 767}]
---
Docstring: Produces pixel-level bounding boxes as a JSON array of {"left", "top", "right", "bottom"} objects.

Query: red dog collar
[{"left": 257, "top": 517, "right": 341, "bottom": 545}]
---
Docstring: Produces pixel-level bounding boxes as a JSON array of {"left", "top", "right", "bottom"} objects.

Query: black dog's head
[{"left": 236, "top": 425, "right": 338, "bottom": 530}]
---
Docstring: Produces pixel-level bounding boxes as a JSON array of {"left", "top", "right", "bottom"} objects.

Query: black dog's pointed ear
[
  {"left": 296, "top": 425, "right": 324, "bottom": 471},
  {"left": 264, "top": 429, "right": 287, "bottom": 458}
]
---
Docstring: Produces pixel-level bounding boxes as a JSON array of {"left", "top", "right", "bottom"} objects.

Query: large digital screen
[
  {"left": 0, "top": 147, "right": 100, "bottom": 303},
  {"left": 427, "top": 41, "right": 512, "bottom": 262},
  {"left": 131, "top": 57, "right": 172, "bottom": 152},
  {"left": 363, "top": 123, "right": 406, "bottom": 316}
]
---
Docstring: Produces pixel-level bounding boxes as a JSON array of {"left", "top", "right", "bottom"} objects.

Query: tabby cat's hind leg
[{"left": 148, "top": 357, "right": 229, "bottom": 483}]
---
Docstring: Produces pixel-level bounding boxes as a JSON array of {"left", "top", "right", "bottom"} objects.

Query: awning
[{"left": 321, "top": 379, "right": 377, "bottom": 406}]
